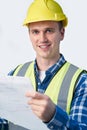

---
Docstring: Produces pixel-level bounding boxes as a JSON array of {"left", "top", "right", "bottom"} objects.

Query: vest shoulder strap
[{"left": 13, "top": 61, "right": 32, "bottom": 76}]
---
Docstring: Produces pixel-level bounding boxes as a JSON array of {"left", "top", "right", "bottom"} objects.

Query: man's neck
[{"left": 36, "top": 55, "right": 60, "bottom": 71}]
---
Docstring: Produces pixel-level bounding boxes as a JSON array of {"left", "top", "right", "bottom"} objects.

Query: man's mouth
[{"left": 39, "top": 44, "right": 50, "bottom": 49}]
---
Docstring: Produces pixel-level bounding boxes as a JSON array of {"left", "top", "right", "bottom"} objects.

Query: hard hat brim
[{"left": 23, "top": 16, "right": 68, "bottom": 27}]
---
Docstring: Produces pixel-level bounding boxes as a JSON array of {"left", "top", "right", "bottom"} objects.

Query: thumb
[{"left": 26, "top": 91, "right": 44, "bottom": 99}]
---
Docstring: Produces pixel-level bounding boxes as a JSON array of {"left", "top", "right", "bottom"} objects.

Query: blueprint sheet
[{"left": 0, "top": 76, "right": 49, "bottom": 130}]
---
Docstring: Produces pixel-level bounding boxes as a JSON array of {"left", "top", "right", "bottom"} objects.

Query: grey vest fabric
[
  {"left": 57, "top": 64, "right": 78, "bottom": 110},
  {"left": 17, "top": 62, "right": 32, "bottom": 76},
  {"left": 9, "top": 62, "right": 81, "bottom": 130}
]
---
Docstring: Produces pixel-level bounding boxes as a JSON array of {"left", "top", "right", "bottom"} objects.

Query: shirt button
[{"left": 50, "top": 125, "right": 54, "bottom": 129}]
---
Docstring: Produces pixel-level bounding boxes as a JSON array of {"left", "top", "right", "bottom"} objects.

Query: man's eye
[
  {"left": 32, "top": 30, "right": 39, "bottom": 34},
  {"left": 46, "top": 29, "right": 54, "bottom": 33}
]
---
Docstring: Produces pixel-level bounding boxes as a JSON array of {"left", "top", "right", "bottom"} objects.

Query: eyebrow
[{"left": 29, "top": 27, "right": 55, "bottom": 31}]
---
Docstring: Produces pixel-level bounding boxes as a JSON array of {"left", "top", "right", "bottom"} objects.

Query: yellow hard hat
[{"left": 23, "top": 0, "right": 68, "bottom": 27}]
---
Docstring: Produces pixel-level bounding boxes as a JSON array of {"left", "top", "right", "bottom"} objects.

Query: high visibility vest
[{"left": 9, "top": 61, "right": 84, "bottom": 130}]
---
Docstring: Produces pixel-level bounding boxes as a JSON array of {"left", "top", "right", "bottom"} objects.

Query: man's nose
[{"left": 40, "top": 32, "right": 47, "bottom": 43}]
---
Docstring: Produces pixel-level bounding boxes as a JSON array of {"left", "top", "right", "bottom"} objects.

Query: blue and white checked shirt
[
  {"left": 34, "top": 54, "right": 87, "bottom": 130},
  {"left": 0, "top": 54, "right": 87, "bottom": 130}
]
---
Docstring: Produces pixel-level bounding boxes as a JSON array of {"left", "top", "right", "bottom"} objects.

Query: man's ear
[{"left": 60, "top": 28, "right": 65, "bottom": 41}]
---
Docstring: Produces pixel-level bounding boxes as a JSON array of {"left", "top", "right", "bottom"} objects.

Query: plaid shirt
[
  {"left": 0, "top": 54, "right": 87, "bottom": 130},
  {"left": 34, "top": 54, "right": 87, "bottom": 130},
  {"left": 0, "top": 119, "right": 8, "bottom": 130}
]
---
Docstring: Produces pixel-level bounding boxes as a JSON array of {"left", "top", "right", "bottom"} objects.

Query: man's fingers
[
  {"left": 26, "top": 91, "right": 45, "bottom": 99},
  {"left": 26, "top": 91, "right": 36, "bottom": 98}
]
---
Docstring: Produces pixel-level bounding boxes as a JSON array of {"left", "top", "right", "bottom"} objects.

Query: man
[{"left": 0, "top": 0, "right": 87, "bottom": 130}]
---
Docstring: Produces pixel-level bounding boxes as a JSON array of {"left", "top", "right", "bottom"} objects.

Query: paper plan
[{"left": 0, "top": 76, "right": 49, "bottom": 130}]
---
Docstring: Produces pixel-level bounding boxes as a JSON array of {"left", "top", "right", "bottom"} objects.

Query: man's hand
[{"left": 26, "top": 91, "right": 56, "bottom": 122}]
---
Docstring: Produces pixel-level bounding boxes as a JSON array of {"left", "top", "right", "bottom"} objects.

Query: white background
[{"left": 0, "top": 0, "right": 87, "bottom": 75}]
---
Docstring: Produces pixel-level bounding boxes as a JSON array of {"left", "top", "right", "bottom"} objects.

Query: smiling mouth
[{"left": 39, "top": 44, "right": 50, "bottom": 49}]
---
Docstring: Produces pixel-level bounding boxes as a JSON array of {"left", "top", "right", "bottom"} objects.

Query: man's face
[{"left": 29, "top": 21, "right": 65, "bottom": 60}]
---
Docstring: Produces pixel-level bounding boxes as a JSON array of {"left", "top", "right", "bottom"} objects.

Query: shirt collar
[{"left": 34, "top": 54, "right": 66, "bottom": 76}]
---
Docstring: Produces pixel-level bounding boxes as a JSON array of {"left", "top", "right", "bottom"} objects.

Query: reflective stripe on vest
[{"left": 16, "top": 62, "right": 32, "bottom": 76}]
